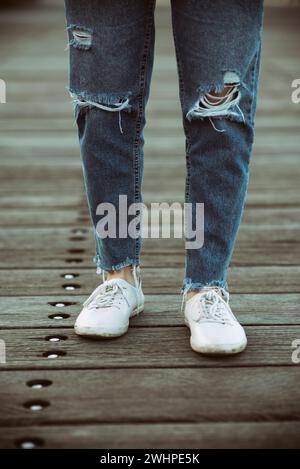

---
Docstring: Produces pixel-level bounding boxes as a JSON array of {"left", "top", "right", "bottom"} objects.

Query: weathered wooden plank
[
  {"left": 0, "top": 177, "right": 299, "bottom": 197},
  {"left": 0, "top": 207, "right": 298, "bottom": 227},
  {"left": 0, "top": 66, "right": 295, "bottom": 93},
  {"left": 1, "top": 293, "right": 299, "bottom": 329},
  {"left": 2, "top": 244, "right": 300, "bottom": 267},
  {"left": 1, "top": 109, "right": 299, "bottom": 130},
  {"left": 0, "top": 223, "right": 300, "bottom": 245},
  {"left": 1, "top": 161, "right": 299, "bottom": 190},
  {"left": 0, "top": 209, "right": 80, "bottom": 226},
  {"left": 0, "top": 326, "right": 299, "bottom": 369},
  {"left": 1, "top": 134, "right": 300, "bottom": 157},
  {"left": 1, "top": 422, "right": 300, "bottom": 449},
  {"left": 0, "top": 59, "right": 284, "bottom": 76},
  {"left": 1, "top": 191, "right": 300, "bottom": 207},
  {"left": 0, "top": 267, "right": 299, "bottom": 295},
  {"left": 0, "top": 170, "right": 298, "bottom": 194},
  {"left": 0, "top": 172, "right": 299, "bottom": 208},
  {"left": 0, "top": 149, "right": 299, "bottom": 169},
  {"left": 1, "top": 115, "right": 300, "bottom": 133},
  {"left": 0, "top": 194, "right": 86, "bottom": 209},
  {"left": 1, "top": 368, "right": 300, "bottom": 425},
  {"left": 1, "top": 221, "right": 300, "bottom": 267},
  {"left": 0, "top": 108, "right": 298, "bottom": 123}
]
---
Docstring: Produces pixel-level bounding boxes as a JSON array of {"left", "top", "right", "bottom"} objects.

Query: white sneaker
[
  {"left": 75, "top": 271, "right": 144, "bottom": 338},
  {"left": 183, "top": 288, "right": 247, "bottom": 354}
]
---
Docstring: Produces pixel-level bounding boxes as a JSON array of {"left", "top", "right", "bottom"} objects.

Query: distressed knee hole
[
  {"left": 67, "top": 25, "right": 92, "bottom": 50},
  {"left": 186, "top": 72, "right": 245, "bottom": 131},
  {"left": 204, "top": 85, "right": 238, "bottom": 106},
  {"left": 69, "top": 91, "right": 132, "bottom": 134}
]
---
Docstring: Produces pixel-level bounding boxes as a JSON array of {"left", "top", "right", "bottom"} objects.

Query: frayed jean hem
[
  {"left": 93, "top": 255, "right": 140, "bottom": 274},
  {"left": 181, "top": 279, "right": 228, "bottom": 294}
]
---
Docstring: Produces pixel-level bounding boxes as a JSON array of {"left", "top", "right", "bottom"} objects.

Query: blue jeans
[{"left": 64, "top": 0, "right": 264, "bottom": 292}]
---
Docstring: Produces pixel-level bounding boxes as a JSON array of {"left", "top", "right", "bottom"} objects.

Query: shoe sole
[
  {"left": 185, "top": 319, "right": 247, "bottom": 355},
  {"left": 74, "top": 304, "right": 144, "bottom": 339}
]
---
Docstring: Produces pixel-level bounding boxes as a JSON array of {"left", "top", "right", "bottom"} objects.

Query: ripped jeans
[{"left": 64, "top": 0, "right": 264, "bottom": 293}]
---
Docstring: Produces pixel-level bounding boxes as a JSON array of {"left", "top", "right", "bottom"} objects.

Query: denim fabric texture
[{"left": 65, "top": 0, "right": 264, "bottom": 292}]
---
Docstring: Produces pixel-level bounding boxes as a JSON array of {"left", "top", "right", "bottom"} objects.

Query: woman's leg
[
  {"left": 65, "top": 0, "right": 156, "bottom": 277},
  {"left": 171, "top": 0, "right": 263, "bottom": 292},
  {"left": 64, "top": 0, "right": 156, "bottom": 337},
  {"left": 171, "top": 0, "right": 264, "bottom": 354}
]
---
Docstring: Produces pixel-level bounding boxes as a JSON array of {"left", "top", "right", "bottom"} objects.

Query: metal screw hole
[
  {"left": 62, "top": 283, "right": 80, "bottom": 291},
  {"left": 16, "top": 437, "right": 44, "bottom": 449},
  {"left": 65, "top": 258, "right": 83, "bottom": 264},
  {"left": 26, "top": 379, "right": 52, "bottom": 389},
  {"left": 71, "top": 228, "right": 88, "bottom": 235},
  {"left": 48, "top": 302, "right": 77, "bottom": 308},
  {"left": 45, "top": 335, "right": 68, "bottom": 342},
  {"left": 48, "top": 313, "right": 70, "bottom": 320},
  {"left": 43, "top": 351, "right": 66, "bottom": 359},
  {"left": 69, "top": 236, "right": 87, "bottom": 242},
  {"left": 61, "top": 273, "right": 79, "bottom": 279},
  {"left": 23, "top": 400, "right": 50, "bottom": 411}
]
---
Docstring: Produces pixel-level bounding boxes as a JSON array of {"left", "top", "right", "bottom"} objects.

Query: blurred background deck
[{"left": 0, "top": 0, "right": 300, "bottom": 449}]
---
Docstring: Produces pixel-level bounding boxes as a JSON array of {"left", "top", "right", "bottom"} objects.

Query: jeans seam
[
  {"left": 171, "top": 7, "right": 191, "bottom": 205},
  {"left": 250, "top": 45, "right": 261, "bottom": 127},
  {"left": 132, "top": 0, "right": 155, "bottom": 265},
  {"left": 93, "top": 255, "right": 139, "bottom": 273},
  {"left": 171, "top": 5, "right": 193, "bottom": 288}
]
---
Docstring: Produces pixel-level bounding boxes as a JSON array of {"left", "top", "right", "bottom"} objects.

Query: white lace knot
[
  {"left": 191, "top": 288, "right": 232, "bottom": 325},
  {"left": 83, "top": 282, "right": 128, "bottom": 310}
]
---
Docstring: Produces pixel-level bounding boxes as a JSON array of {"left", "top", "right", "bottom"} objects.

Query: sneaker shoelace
[
  {"left": 83, "top": 283, "right": 129, "bottom": 310},
  {"left": 192, "top": 288, "right": 233, "bottom": 325}
]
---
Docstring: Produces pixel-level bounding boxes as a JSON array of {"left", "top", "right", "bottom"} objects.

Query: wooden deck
[{"left": 0, "top": 1, "right": 300, "bottom": 449}]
